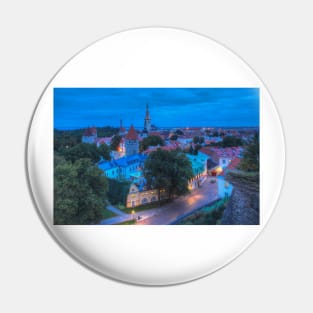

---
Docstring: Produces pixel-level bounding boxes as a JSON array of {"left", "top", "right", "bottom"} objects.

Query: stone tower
[
  {"left": 125, "top": 125, "right": 139, "bottom": 156},
  {"left": 143, "top": 102, "right": 152, "bottom": 132}
]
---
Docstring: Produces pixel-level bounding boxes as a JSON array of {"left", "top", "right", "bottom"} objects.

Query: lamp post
[{"left": 131, "top": 210, "right": 135, "bottom": 221}]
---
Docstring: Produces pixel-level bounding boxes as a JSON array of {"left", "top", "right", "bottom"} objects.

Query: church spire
[
  {"left": 119, "top": 119, "right": 126, "bottom": 135},
  {"left": 145, "top": 102, "right": 150, "bottom": 120},
  {"left": 144, "top": 102, "right": 151, "bottom": 132}
]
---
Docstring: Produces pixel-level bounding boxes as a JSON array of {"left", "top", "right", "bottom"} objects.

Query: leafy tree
[
  {"left": 221, "top": 136, "right": 243, "bottom": 147},
  {"left": 107, "top": 179, "right": 131, "bottom": 205},
  {"left": 188, "top": 145, "right": 194, "bottom": 155},
  {"left": 54, "top": 129, "right": 82, "bottom": 152},
  {"left": 110, "top": 135, "right": 122, "bottom": 151},
  {"left": 54, "top": 157, "right": 108, "bottom": 224},
  {"left": 193, "top": 136, "right": 200, "bottom": 144},
  {"left": 63, "top": 143, "right": 101, "bottom": 163},
  {"left": 169, "top": 134, "right": 178, "bottom": 141},
  {"left": 193, "top": 136, "right": 205, "bottom": 144},
  {"left": 167, "top": 151, "right": 194, "bottom": 198},
  {"left": 194, "top": 144, "right": 202, "bottom": 154},
  {"left": 143, "top": 149, "right": 193, "bottom": 201},
  {"left": 239, "top": 133, "right": 259, "bottom": 172},
  {"left": 98, "top": 143, "right": 111, "bottom": 160},
  {"left": 140, "top": 135, "right": 164, "bottom": 152},
  {"left": 175, "top": 129, "right": 184, "bottom": 135},
  {"left": 97, "top": 126, "right": 119, "bottom": 137}
]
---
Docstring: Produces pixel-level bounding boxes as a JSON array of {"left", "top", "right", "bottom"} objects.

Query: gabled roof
[
  {"left": 125, "top": 125, "right": 138, "bottom": 140},
  {"left": 227, "top": 157, "right": 241, "bottom": 170},
  {"left": 199, "top": 147, "right": 212, "bottom": 156},
  {"left": 83, "top": 127, "right": 97, "bottom": 136},
  {"left": 207, "top": 159, "right": 218, "bottom": 169}
]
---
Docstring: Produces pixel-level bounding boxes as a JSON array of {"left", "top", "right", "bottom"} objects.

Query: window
[{"left": 142, "top": 198, "right": 148, "bottom": 204}]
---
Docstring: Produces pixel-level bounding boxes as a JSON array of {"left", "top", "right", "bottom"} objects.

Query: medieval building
[
  {"left": 125, "top": 125, "right": 139, "bottom": 156},
  {"left": 82, "top": 127, "right": 97, "bottom": 143}
]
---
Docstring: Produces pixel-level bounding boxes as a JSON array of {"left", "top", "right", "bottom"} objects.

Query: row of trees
[
  {"left": 62, "top": 143, "right": 111, "bottom": 163},
  {"left": 54, "top": 126, "right": 118, "bottom": 153}
]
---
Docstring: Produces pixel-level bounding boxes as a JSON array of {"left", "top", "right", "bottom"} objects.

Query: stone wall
[{"left": 221, "top": 170, "right": 259, "bottom": 225}]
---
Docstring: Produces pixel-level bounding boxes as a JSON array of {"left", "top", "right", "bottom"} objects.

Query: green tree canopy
[
  {"left": 221, "top": 136, "right": 243, "bottom": 147},
  {"left": 97, "top": 126, "right": 118, "bottom": 137},
  {"left": 175, "top": 129, "right": 184, "bottom": 135},
  {"left": 239, "top": 133, "right": 259, "bottom": 172},
  {"left": 193, "top": 136, "right": 204, "bottom": 144},
  {"left": 54, "top": 157, "right": 108, "bottom": 225},
  {"left": 143, "top": 149, "right": 193, "bottom": 200},
  {"left": 98, "top": 143, "right": 111, "bottom": 161},
  {"left": 140, "top": 135, "right": 164, "bottom": 152},
  {"left": 193, "top": 136, "right": 200, "bottom": 144},
  {"left": 54, "top": 129, "right": 82, "bottom": 153},
  {"left": 63, "top": 143, "right": 101, "bottom": 163},
  {"left": 107, "top": 179, "right": 131, "bottom": 205},
  {"left": 169, "top": 134, "right": 178, "bottom": 141},
  {"left": 110, "top": 135, "right": 122, "bottom": 151}
]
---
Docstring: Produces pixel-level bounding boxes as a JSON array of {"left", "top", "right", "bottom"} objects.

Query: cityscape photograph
[{"left": 54, "top": 88, "right": 260, "bottom": 225}]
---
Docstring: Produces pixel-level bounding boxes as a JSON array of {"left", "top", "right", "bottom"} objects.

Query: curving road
[
  {"left": 136, "top": 177, "right": 219, "bottom": 225},
  {"left": 100, "top": 176, "right": 230, "bottom": 225}
]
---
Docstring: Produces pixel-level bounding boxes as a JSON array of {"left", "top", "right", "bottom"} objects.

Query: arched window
[{"left": 142, "top": 198, "right": 148, "bottom": 204}]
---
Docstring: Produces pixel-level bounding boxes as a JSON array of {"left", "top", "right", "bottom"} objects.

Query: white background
[{"left": 0, "top": 1, "right": 311, "bottom": 312}]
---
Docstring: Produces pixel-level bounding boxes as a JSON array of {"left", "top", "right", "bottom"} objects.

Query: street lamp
[{"left": 131, "top": 210, "right": 135, "bottom": 221}]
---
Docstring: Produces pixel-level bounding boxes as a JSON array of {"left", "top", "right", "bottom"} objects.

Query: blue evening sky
[{"left": 54, "top": 88, "right": 259, "bottom": 130}]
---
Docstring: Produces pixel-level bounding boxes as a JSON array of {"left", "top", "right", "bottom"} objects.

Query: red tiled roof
[
  {"left": 144, "top": 145, "right": 177, "bottom": 154},
  {"left": 199, "top": 147, "right": 213, "bottom": 156},
  {"left": 148, "top": 131, "right": 162, "bottom": 137},
  {"left": 227, "top": 157, "right": 241, "bottom": 170},
  {"left": 83, "top": 127, "right": 97, "bottom": 136},
  {"left": 95, "top": 137, "right": 111, "bottom": 144},
  {"left": 125, "top": 125, "right": 138, "bottom": 140}
]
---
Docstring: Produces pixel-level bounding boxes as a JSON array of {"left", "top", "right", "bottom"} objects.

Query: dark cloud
[{"left": 54, "top": 88, "right": 259, "bottom": 129}]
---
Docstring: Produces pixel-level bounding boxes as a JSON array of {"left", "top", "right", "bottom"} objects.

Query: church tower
[
  {"left": 125, "top": 125, "right": 139, "bottom": 156},
  {"left": 143, "top": 103, "right": 152, "bottom": 132},
  {"left": 119, "top": 119, "right": 126, "bottom": 136}
]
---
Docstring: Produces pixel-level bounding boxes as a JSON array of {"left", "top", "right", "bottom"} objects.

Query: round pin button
[{"left": 27, "top": 28, "right": 285, "bottom": 285}]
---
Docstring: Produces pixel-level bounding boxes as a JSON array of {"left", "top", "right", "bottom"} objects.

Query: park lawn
[
  {"left": 116, "top": 219, "right": 136, "bottom": 225},
  {"left": 123, "top": 199, "right": 170, "bottom": 214},
  {"left": 101, "top": 207, "right": 117, "bottom": 219}
]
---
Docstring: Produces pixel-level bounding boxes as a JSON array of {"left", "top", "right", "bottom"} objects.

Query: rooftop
[{"left": 125, "top": 125, "right": 138, "bottom": 140}]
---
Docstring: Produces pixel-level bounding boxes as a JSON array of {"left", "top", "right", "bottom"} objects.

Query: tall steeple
[
  {"left": 144, "top": 102, "right": 152, "bottom": 132},
  {"left": 119, "top": 119, "right": 126, "bottom": 136}
]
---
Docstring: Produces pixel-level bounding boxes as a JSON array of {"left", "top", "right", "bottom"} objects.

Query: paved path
[
  {"left": 100, "top": 176, "right": 232, "bottom": 225},
  {"left": 106, "top": 204, "right": 127, "bottom": 216},
  {"left": 136, "top": 177, "right": 219, "bottom": 225}
]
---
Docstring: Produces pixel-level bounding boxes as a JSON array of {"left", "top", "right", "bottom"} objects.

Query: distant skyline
[{"left": 54, "top": 88, "right": 259, "bottom": 130}]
